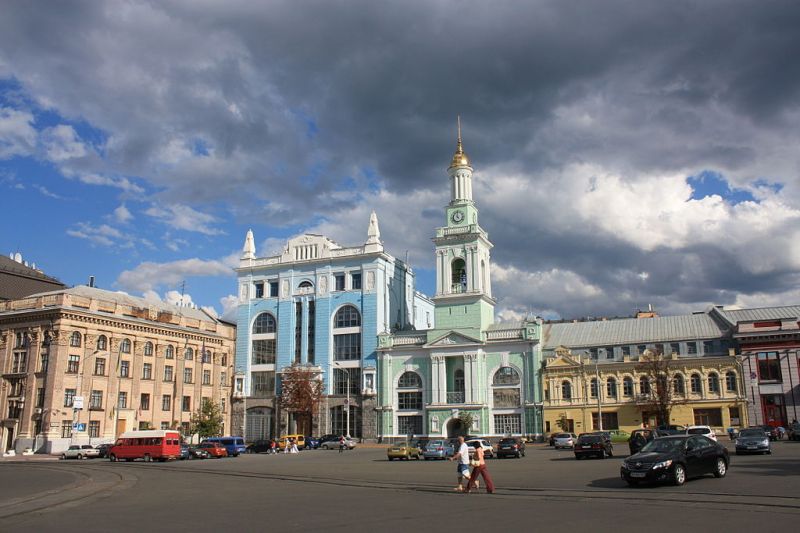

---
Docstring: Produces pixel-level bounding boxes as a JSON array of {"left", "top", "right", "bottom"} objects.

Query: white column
[
  {"left": 438, "top": 356, "right": 448, "bottom": 403},
  {"left": 463, "top": 354, "right": 472, "bottom": 403}
]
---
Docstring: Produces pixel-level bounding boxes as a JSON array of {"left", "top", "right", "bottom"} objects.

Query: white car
[
  {"left": 465, "top": 439, "right": 494, "bottom": 458},
  {"left": 61, "top": 444, "right": 101, "bottom": 460},
  {"left": 553, "top": 433, "right": 578, "bottom": 449},
  {"left": 686, "top": 425, "right": 717, "bottom": 441}
]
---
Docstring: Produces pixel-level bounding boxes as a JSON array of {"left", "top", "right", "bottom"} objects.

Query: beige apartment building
[{"left": 0, "top": 286, "right": 235, "bottom": 455}]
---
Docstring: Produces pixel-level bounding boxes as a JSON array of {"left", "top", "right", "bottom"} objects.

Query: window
[
  {"left": 351, "top": 272, "right": 362, "bottom": 290},
  {"left": 252, "top": 339, "right": 276, "bottom": 364},
  {"left": 494, "top": 414, "right": 522, "bottom": 434},
  {"left": 708, "top": 373, "right": 720, "bottom": 393},
  {"left": 561, "top": 381, "right": 572, "bottom": 400},
  {"left": 398, "top": 391, "right": 423, "bottom": 410},
  {"left": 592, "top": 412, "right": 619, "bottom": 430},
  {"left": 655, "top": 343, "right": 665, "bottom": 355},
  {"left": 703, "top": 341, "right": 713, "bottom": 354},
  {"left": 89, "top": 421, "right": 100, "bottom": 438},
  {"left": 118, "top": 391, "right": 128, "bottom": 409},
  {"left": 40, "top": 352, "right": 49, "bottom": 373},
  {"left": 333, "top": 333, "right": 361, "bottom": 360},
  {"left": 61, "top": 421, "right": 72, "bottom": 439},
  {"left": 12, "top": 352, "right": 27, "bottom": 373},
  {"left": 184, "top": 368, "right": 193, "bottom": 384},
  {"left": 162, "top": 395, "right": 171, "bottom": 411},
  {"left": 181, "top": 422, "right": 191, "bottom": 435},
  {"left": 493, "top": 388, "right": 520, "bottom": 407},
  {"left": 221, "top": 354, "right": 227, "bottom": 366},
  {"left": 221, "top": 371, "right": 227, "bottom": 386},
  {"left": 144, "top": 342, "right": 154, "bottom": 356},
  {"left": 165, "top": 345, "right": 174, "bottom": 359},
  {"left": 182, "top": 396, "right": 191, "bottom": 412},
  {"left": 687, "top": 342, "right": 697, "bottom": 355},
  {"left": 623, "top": 377, "right": 634, "bottom": 397},
  {"left": 690, "top": 373, "right": 702, "bottom": 394},
  {"left": 220, "top": 398, "right": 226, "bottom": 413},
  {"left": 334, "top": 305, "right": 361, "bottom": 328},
  {"left": 140, "top": 393, "right": 150, "bottom": 411},
  {"left": 202, "top": 349, "right": 212, "bottom": 364},
  {"left": 90, "top": 390, "right": 103, "bottom": 409},
  {"left": 729, "top": 407, "right": 741, "bottom": 425},
  {"left": 639, "top": 376, "right": 650, "bottom": 395},
  {"left": 333, "top": 367, "right": 361, "bottom": 395},
  {"left": 142, "top": 363, "right": 152, "bottom": 380},
  {"left": 269, "top": 281, "right": 279, "bottom": 297},
  {"left": 673, "top": 374, "right": 685, "bottom": 394},
  {"left": 693, "top": 408, "right": 722, "bottom": 426},
  {"left": 203, "top": 369, "right": 211, "bottom": 385},
  {"left": 14, "top": 332, "right": 25, "bottom": 348},
  {"left": 725, "top": 371, "right": 737, "bottom": 393},
  {"left": 67, "top": 354, "right": 80, "bottom": 373},
  {"left": 36, "top": 387, "right": 45, "bottom": 408},
  {"left": 70, "top": 331, "right": 82, "bottom": 347},
  {"left": 161, "top": 422, "right": 169, "bottom": 430},
  {"left": 590, "top": 378, "right": 599, "bottom": 398},
  {"left": 120, "top": 360, "right": 130, "bottom": 378},
  {"left": 254, "top": 282, "right": 264, "bottom": 298},
  {"left": 757, "top": 352, "right": 782, "bottom": 382},
  {"left": 164, "top": 365, "right": 174, "bottom": 382},
  {"left": 294, "top": 301, "right": 302, "bottom": 365},
  {"left": 94, "top": 358, "right": 106, "bottom": 376},
  {"left": 307, "top": 300, "right": 315, "bottom": 364},
  {"left": 120, "top": 339, "right": 131, "bottom": 353},
  {"left": 606, "top": 377, "right": 617, "bottom": 397},
  {"left": 493, "top": 367, "right": 520, "bottom": 386},
  {"left": 398, "top": 415, "right": 423, "bottom": 435},
  {"left": 622, "top": 346, "right": 631, "bottom": 357},
  {"left": 451, "top": 258, "right": 467, "bottom": 293},
  {"left": 64, "top": 388, "right": 77, "bottom": 407},
  {"left": 335, "top": 274, "right": 345, "bottom": 291},
  {"left": 185, "top": 347, "right": 194, "bottom": 361},
  {"left": 250, "top": 371, "right": 275, "bottom": 397},
  {"left": 637, "top": 345, "right": 647, "bottom": 355},
  {"left": 589, "top": 348, "right": 598, "bottom": 359},
  {"left": 329, "top": 405, "right": 361, "bottom": 438},
  {"left": 670, "top": 343, "right": 680, "bottom": 355},
  {"left": 97, "top": 335, "right": 108, "bottom": 351},
  {"left": 605, "top": 346, "right": 615, "bottom": 359},
  {"left": 398, "top": 372, "right": 423, "bottom": 388}
]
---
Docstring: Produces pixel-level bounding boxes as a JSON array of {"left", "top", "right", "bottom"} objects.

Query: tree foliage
[
  {"left": 190, "top": 398, "right": 224, "bottom": 440},
  {"left": 635, "top": 348, "right": 684, "bottom": 426},
  {"left": 280, "top": 365, "right": 324, "bottom": 434},
  {"left": 556, "top": 413, "right": 571, "bottom": 432},
  {"left": 457, "top": 411, "right": 474, "bottom": 434}
]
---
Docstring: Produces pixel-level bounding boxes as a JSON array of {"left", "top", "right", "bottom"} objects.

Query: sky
[{"left": 1, "top": 0, "right": 799, "bottom": 322}]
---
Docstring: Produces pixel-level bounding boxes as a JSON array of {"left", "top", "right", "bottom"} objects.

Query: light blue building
[{"left": 233, "top": 214, "right": 433, "bottom": 441}]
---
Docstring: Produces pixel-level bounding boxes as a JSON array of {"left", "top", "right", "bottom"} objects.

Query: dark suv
[
  {"left": 574, "top": 433, "right": 613, "bottom": 459},
  {"left": 496, "top": 437, "right": 526, "bottom": 458}
]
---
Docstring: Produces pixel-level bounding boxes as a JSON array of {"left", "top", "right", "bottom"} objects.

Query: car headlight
[
  {"left": 761, "top": 439, "right": 769, "bottom": 446},
  {"left": 653, "top": 460, "right": 673, "bottom": 470}
]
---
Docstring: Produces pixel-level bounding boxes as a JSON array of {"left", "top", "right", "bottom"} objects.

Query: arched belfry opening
[{"left": 451, "top": 258, "right": 467, "bottom": 293}]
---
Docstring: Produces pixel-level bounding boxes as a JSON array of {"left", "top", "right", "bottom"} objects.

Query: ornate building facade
[
  {"left": 233, "top": 216, "right": 433, "bottom": 442},
  {"left": 0, "top": 286, "right": 235, "bottom": 454},
  {"left": 376, "top": 126, "right": 544, "bottom": 440}
]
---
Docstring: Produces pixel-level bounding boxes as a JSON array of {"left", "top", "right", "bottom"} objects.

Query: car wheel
[
  {"left": 144, "top": 454, "right": 152, "bottom": 462},
  {"left": 61, "top": 453, "right": 67, "bottom": 460},
  {"left": 109, "top": 454, "right": 117, "bottom": 462},
  {"left": 672, "top": 464, "right": 686, "bottom": 486},
  {"left": 77, "top": 454, "right": 84, "bottom": 460},
  {"left": 713, "top": 458, "right": 727, "bottom": 478}
]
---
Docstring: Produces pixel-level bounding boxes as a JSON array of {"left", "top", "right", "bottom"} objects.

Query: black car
[
  {"left": 628, "top": 429, "right": 669, "bottom": 455},
  {"left": 95, "top": 443, "right": 114, "bottom": 458},
  {"left": 496, "top": 437, "right": 526, "bottom": 458},
  {"left": 574, "top": 433, "right": 613, "bottom": 459},
  {"left": 621, "top": 435, "right": 729, "bottom": 487},
  {"left": 246, "top": 440, "right": 274, "bottom": 454},
  {"left": 318, "top": 434, "right": 340, "bottom": 446}
]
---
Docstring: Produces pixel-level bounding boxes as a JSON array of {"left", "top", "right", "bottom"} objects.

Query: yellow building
[{"left": 541, "top": 311, "right": 748, "bottom": 436}]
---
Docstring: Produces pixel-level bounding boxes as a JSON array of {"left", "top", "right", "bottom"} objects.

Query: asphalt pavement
[{"left": 1, "top": 439, "right": 798, "bottom": 532}]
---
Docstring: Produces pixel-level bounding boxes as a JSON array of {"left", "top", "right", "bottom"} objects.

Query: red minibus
[{"left": 109, "top": 430, "right": 181, "bottom": 462}]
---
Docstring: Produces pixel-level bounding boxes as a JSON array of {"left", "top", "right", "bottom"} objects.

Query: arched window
[
  {"left": 70, "top": 331, "right": 82, "bottom": 348},
  {"left": 297, "top": 280, "right": 314, "bottom": 294},
  {"left": 708, "top": 372, "right": 720, "bottom": 393},
  {"left": 673, "top": 374, "right": 685, "bottom": 395},
  {"left": 451, "top": 258, "right": 467, "bottom": 293},
  {"left": 493, "top": 367, "right": 520, "bottom": 386},
  {"left": 561, "top": 380, "right": 572, "bottom": 400},
  {"left": 120, "top": 338, "right": 131, "bottom": 354},
  {"left": 165, "top": 345, "right": 174, "bottom": 359},
  {"left": 590, "top": 378, "right": 599, "bottom": 398},
  {"left": 606, "top": 377, "right": 617, "bottom": 397},
  {"left": 144, "top": 342, "right": 153, "bottom": 356},
  {"left": 398, "top": 371, "right": 422, "bottom": 388},
  {"left": 725, "top": 371, "right": 737, "bottom": 393},
  {"left": 639, "top": 376, "right": 650, "bottom": 395},
  {"left": 623, "top": 377, "right": 634, "bottom": 397},
  {"left": 253, "top": 313, "right": 277, "bottom": 334},
  {"left": 96, "top": 335, "right": 107, "bottom": 351},
  {"left": 690, "top": 373, "right": 702, "bottom": 394},
  {"left": 185, "top": 347, "right": 194, "bottom": 360},
  {"left": 334, "top": 305, "right": 361, "bottom": 328}
]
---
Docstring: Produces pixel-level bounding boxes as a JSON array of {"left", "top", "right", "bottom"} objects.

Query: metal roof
[
  {"left": 714, "top": 306, "right": 800, "bottom": 324},
  {"left": 0, "top": 255, "right": 65, "bottom": 300},
  {"left": 542, "top": 312, "right": 727, "bottom": 349}
]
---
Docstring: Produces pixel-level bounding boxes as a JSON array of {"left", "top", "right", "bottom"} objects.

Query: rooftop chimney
[{"left": 88, "top": 276, "right": 95, "bottom": 288}]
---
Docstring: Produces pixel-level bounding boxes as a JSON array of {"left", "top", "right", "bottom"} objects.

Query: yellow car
[
  {"left": 387, "top": 441, "right": 421, "bottom": 461},
  {"left": 277, "top": 434, "right": 306, "bottom": 449}
]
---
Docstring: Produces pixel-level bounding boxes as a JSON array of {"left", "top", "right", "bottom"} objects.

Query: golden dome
[{"left": 448, "top": 116, "right": 471, "bottom": 169}]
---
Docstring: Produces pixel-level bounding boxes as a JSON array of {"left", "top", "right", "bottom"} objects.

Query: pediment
[
  {"left": 546, "top": 349, "right": 582, "bottom": 368},
  {"left": 425, "top": 330, "right": 483, "bottom": 347}
]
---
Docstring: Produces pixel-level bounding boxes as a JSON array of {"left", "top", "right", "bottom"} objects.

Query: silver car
[
  {"left": 735, "top": 428, "right": 771, "bottom": 455},
  {"left": 553, "top": 433, "right": 578, "bottom": 449}
]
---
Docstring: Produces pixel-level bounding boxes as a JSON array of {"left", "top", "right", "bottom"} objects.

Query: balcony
[{"left": 446, "top": 391, "right": 465, "bottom": 404}]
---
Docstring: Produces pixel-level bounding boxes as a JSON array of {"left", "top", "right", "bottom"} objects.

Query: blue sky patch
[{"left": 687, "top": 170, "right": 756, "bottom": 205}]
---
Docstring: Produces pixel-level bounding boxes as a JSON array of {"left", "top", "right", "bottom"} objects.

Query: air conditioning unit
[{"left": 34, "top": 408, "right": 43, "bottom": 414}]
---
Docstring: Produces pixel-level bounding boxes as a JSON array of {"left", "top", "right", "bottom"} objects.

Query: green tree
[
  {"left": 190, "top": 398, "right": 224, "bottom": 440},
  {"left": 457, "top": 411, "right": 474, "bottom": 435}
]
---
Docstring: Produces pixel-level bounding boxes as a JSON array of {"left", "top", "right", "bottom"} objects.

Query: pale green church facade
[{"left": 376, "top": 127, "right": 544, "bottom": 439}]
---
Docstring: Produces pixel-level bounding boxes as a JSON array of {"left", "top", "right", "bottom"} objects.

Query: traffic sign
[
  {"left": 72, "top": 423, "right": 86, "bottom": 432},
  {"left": 73, "top": 396, "right": 84, "bottom": 409}
]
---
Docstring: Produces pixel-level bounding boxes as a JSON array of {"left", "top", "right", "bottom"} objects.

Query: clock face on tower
[{"left": 451, "top": 210, "right": 464, "bottom": 223}]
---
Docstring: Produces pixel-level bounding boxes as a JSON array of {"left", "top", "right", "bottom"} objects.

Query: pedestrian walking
[
  {"left": 284, "top": 439, "right": 290, "bottom": 454},
  {"left": 465, "top": 443, "right": 495, "bottom": 494},
  {"left": 448, "top": 436, "right": 471, "bottom": 492},
  {"left": 339, "top": 435, "right": 346, "bottom": 453},
  {"left": 290, "top": 438, "right": 299, "bottom": 453}
]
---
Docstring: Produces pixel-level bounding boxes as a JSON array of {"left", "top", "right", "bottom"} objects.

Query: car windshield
[
  {"left": 739, "top": 429, "right": 766, "bottom": 438},
  {"left": 579, "top": 436, "right": 602, "bottom": 443},
  {"left": 687, "top": 428, "right": 708, "bottom": 435},
  {"left": 395, "top": 442, "right": 408, "bottom": 447},
  {"left": 640, "top": 438, "right": 685, "bottom": 453},
  {"left": 499, "top": 438, "right": 516, "bottom": 444}
]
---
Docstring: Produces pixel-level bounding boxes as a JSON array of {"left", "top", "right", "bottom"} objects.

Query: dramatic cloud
[{"left": 116, "top": 256, "right": 237, "bottom": 293}]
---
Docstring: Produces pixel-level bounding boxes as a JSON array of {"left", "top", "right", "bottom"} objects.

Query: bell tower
[{"left": 431, "top": 118, "right": 495, "bottom": 337}]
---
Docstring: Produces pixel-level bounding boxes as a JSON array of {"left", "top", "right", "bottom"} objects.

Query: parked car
[
  {"left": 496, "top": 437, "right": 526, "bottom": 458},
  {"left": 188, "top": 446, "right": 210, "bottom": 459},
  {"left": 553, "top": 433, "right": 578, "bottom": 449},
  {"left": 465, "top": 439, "right": 494, "bottom": 459},
  {"left": 686, "top": 425, "right": 717, "bottom": 441},
  {"left": 61, "top": 444, "right": 101, "bottom": 460},
  {"left": 320, "top": 436, "right": 356, "bottom": 450},
  {"left": 607, "top": 430, "right": 631, "bottom": 443},
  {"left": 621, "top": 435, "right": 729, "bottom": 487},
  {"left": 245, "top": 440, "right": 274, "bottom": 454},
  {"left": 574, "top": 433, "right": 613, "bottom": 459},
  {"left": 198, "top": 441, "right": 228, "bottom": 458},
  {"left": 410, "top": 438, "right": 429, "bottom": 455},
  {"left": 789, "top": 423, "right": 800, "bottom": 441},
  {"left": 202, "top": 436, "right": 246, "bottom": 456},
  {"left": 387, "top": 441, "right": 421, "bottom": 460},
  {"left": 423, "top": 439, "right": 455, "bottom": 460},
  {"left": 735, "top": 428, "right": 771, "bottom": 455},
  {"left": 319, "top": 434, "right": 339, "bottom": 445},
  {"left": 304, "top": 436, "right": 321, "bottom": 449},
  {"left": 95, "top": 443, "right": 114, "bottom": 458}
]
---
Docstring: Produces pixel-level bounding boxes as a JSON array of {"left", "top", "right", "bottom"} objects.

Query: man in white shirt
[{"left": 449, "top": 435, "right": 471, "bottom": 492}]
